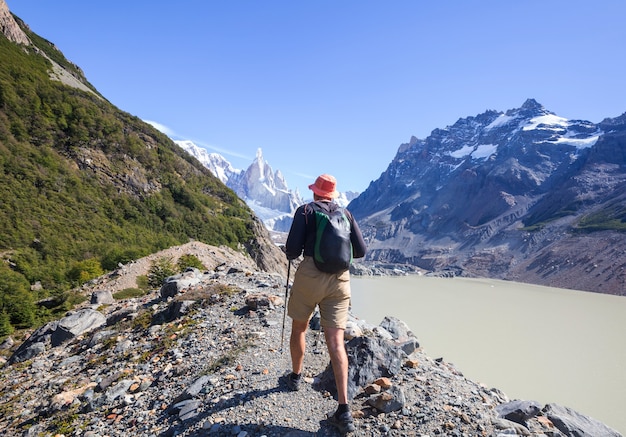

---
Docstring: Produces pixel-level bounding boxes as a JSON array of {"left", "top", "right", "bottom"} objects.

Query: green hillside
[{"left": 0, "top": 24, "right": 258, "bottom": 334}]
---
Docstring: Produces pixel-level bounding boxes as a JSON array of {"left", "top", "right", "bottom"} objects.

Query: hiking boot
[
  {"left": 282, "top": 372, "right": 301, "bottom": 391},
  {"left": 328, "top": 410, "right": 355, "bottom": 434}
]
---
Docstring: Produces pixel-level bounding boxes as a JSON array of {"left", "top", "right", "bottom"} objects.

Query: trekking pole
[{"left": 280, "top": 259, "right": 292, "bottom": 354}]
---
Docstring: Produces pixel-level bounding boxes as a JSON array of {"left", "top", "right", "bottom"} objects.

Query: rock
[
  {"left": 173, "top": 375, "right": 212, "bottom": 404},
  {"left": 51, "top": 309, "right": 106, "bottom": 347},
  {"left": 379, "top": 316, "right": 414, "bottom": 342},
  {"left": 543, "top": 403, "right": 622, "bottom": 437},
  {"left": 0, "top": 336, "right": 14, "bottom": 349},
  {"left": 245, "top": 293, "right": 281, "bottom": 310},
  {"left": 366, "top": 385, "right": 406, "bottom": 413},
  {"left": 164, "top": 300, "right": 197, "bottom": 322},
  {"left": 105, "top": 306, "right": 139, "bottom": 326},
  {"left": 496, "top": 400, "right": 541, "bottom": 425},
  {"left": 7, "top": 320, "right": 59, "bottom": 363},
  {"left": 160, "top": 268, "right": 204, "bottom": 299},
  {"left": 315, "top": 335, "right": 404, "bottom": 400},
  {"left": 87, "top": 330, "right": 116, "bottom": 348},
  {"left": 91, "top": 290, "right": 115, "bottom": 305},
  {"left": 344, "top": 320, "right": 363, "bottom": 340}
]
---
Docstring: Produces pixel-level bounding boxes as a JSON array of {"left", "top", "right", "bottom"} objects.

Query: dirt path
[{"left": 87, "top": 241, "right": 261, "bottom": 294}]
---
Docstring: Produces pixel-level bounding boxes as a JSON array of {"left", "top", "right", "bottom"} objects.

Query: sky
[{"left": 7, "top": 1, "right": 626, "bottom": 196}]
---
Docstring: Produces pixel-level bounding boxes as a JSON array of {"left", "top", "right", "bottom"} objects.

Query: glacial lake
[{"left": 350, "top": 275, "right": 626, "bottom": 435}]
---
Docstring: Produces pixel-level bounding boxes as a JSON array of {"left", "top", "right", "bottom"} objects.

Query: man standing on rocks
[{"left": 283, "top": 174, "right": 367, "bottom": 434}]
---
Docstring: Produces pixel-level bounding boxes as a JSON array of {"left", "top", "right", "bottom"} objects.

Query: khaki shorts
[{"left": 288, "top": 256, "right": 351, "bottom": 329}]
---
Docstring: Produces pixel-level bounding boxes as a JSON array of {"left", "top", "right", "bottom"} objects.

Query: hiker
[{"left": 283, "top": 173, "right": 367, "bottom": 434}]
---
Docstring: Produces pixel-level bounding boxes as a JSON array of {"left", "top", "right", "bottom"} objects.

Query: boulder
[
  {"left": 51, "top": 309, "right": 106, "bottom": 347},
  {"left": 314, "top": 335, "right": 404, "bottom": 400},
  {"left": 543, "top": 403, "right": 622, "bottom": 437},
  {"left": 496, "top": 400, "right": 541, "bottom": 425},
  {"left": 8, "top": 321, "right": 59, "bottom": 364},
  {"left": 8, "top": 309, "right": 105, "bottom": 364},
  {"left": 160, "top": 268, "right": 204, "bottom": 299},
  {"left": 91, "top": 290, "right": 115, "bottom": 305}
]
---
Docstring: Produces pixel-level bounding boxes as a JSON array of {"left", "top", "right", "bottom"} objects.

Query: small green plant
[
  {"left": 177, "top": 253, "right": 206, "bottom": 272},
  {"left": 49, "top": 407, "right": 81, "bottom": 435},
  {"left": 113, "top": 288, "right": 146, "bottom": 300},
  {"left": 203, "top": 341, "right": 253, "bottom": 374},
  {"left": 147, "top": 257, "right": 177, "bottom": 288},
  {"left": 136, "top": 274, "right": 150, "bottom": 291},
  {"left": 173, "top": 282, "right": 241, "bottom": 305},
  {"left": 131, "top": 310, "right": 154, "bottom": 331}
]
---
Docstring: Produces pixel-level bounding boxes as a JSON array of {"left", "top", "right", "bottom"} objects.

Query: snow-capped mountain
[
  {"left": 175, "top": 140, "right": 242, "bottom": 185},
  {"left": 349, "top": 98, "right": 626, "bottom": 295},
  {"left": 176, "top": 142, "right": 303, "bottom": 232}
]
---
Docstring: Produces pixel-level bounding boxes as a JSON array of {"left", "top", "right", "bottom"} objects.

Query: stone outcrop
[
  {"left": 8, "top": 308, "right": 106, "bottom": 364},
  {"left": 0, "top": 0, "right": 30, "bottom": 45}
]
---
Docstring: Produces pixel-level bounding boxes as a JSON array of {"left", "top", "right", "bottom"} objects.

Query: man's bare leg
[
  {"left": 324, "top": 326, "right": 349, "bottom": 404},
  {"left": 290, "top": 319, "right": 308, "bottom": 375}
]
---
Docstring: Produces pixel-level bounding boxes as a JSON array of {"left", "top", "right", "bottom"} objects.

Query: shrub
[
  {"left": 177, "top": 254, "right": 206, "bottom": 272},
  {"left": 0, "top": 264, "right": 37, "bottom": 329},
  {"left": 0, "top": 311, "right": 14, "bottom": 338},
  {"left": 113, "top": 288, "right": 146, "bottom": 300},
  {"left": 136, "top": 275, "right": 150, "bottom": 291},
  {"left": 67, "top": 258, "right": 104, "bottom": 285},
  {"left": 147, "top": 257, "right": 176, "bottom": 288}
]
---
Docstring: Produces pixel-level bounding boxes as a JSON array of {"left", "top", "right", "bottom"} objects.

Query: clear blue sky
[{"left": 8, "top": 1, "right": 626, "bottom": 196}]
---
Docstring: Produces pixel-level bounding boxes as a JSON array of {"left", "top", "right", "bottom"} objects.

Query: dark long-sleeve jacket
[{"left": 285, "top": 200, "right": 367, "bottom": 261}]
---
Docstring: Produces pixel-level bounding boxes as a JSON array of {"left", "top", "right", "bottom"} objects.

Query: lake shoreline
[{"left": 350, "top": 274, "right": 626, "bottom": 435}]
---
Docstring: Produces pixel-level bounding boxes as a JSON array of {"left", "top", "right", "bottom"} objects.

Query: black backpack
[{"left": 309, "top": 202, "right": 353, "bottom": 273}]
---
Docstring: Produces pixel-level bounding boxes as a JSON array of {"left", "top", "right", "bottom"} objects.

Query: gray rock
[
  {"left": 544, "top": 403, "right": 622, "bottom": 437},
  {"left": 496, "top": 400, "right": 542, "bottom": 425},
  {"left": 8, "top": 321, "right": 59, "bottom": 363},
  {"left": 91, "top": 290, "right": 115, "bottom": 305},
  {"left": 315, "top": 335, "right": 404, "bottom": 400},
  {"left": 173, "top": 374, "right": 212, "bottom": 403},
  {"left": 160, "top": 268, "right": 204, "bottom": 299},
  {"left": 379, "top": 316, "right": 414, "bottom": 342},
  {"left": 156, "top": 300, "right": 198, "bottom": 324},
  {"left": 0, "top": 336, "right": 14, "bottom": 349},
  {"left": 105, "top": 379, "right": 134, "bottom": 402},
  {"left": 366, "top": 385, "right": 406, "bottom": 413},
  {"left": 178, "top": 399, "right": 203, "bottom": 421},
  {"left": 106, "top": 305, "right": 139, "bottom": 326},
  {"left": 88, "top": 330, "right": 116, "bottom": 348},
  {"left": 51, "top": 309, "right": 106, "bottom": 347}
]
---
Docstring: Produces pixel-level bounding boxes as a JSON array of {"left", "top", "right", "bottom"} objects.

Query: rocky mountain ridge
[
  {"left": 176, "top": 141, "right": 360, "bottom": 235},
  {"left": 0, "top": 0, "right": 29, "bottom": 45},
  {"left": 0, "top": 242, "right": 621, "bottom": 436},
  {"left": 350, "top": 99, "right": 626, "bottom": 295}
]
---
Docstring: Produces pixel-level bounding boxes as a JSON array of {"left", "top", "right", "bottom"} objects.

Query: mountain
[
  {"left": 0, "top": 1, "right": 284, "bottom": 335},
  {"left": 175, "top": 140, "right": 242, "bottom": 186},
  {"left": 176, "top": 141, "right": 361, "bottom": 236},
  {"left": 176, "top": 142, "right": 303, "bottom": 233},
  {"left": 349, "top": 99, "right": 626, "bottom": 295}
]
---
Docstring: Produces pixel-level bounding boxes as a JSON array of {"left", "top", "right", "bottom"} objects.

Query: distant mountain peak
[
  {"left": 506, "top": 98, "right": 551, "bottom": 120},
  {"left": 521, "top": 98, "right": 543, "bottom": 111},
  {"left": 176, "top": 141, "right": 304, "bottom": 232}
]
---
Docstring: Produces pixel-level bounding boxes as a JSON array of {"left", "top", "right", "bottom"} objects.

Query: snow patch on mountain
[{"left": 175, "top": 141, "right": 311, "bottom": 232}]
